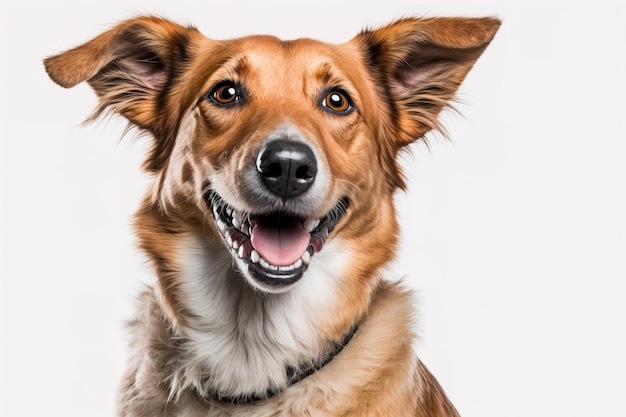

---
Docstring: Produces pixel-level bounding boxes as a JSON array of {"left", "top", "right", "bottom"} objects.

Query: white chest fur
[{"left": 171, "top": 234, "right": 350, "bottom": 399}]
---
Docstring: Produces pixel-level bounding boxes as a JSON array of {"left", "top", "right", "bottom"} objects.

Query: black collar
[{"left": 205, "top": 323, "right": 359, "bottom": 405}]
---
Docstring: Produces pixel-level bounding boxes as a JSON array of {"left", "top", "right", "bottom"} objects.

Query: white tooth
[
  {"left": 279, "top": 258, "right": 303, "bottom": 272},
  {"left": 301, "top": 251, "right": 310, "bottom": 265},
  {"left": 238, "top": 245, "right": 245, "bottom": 259},
  {"left": 260, "top": 258, "right": 279, "bottom": 271},
  {"left": 232, "top": 240, "right": 239, "bottom": 250},
  {"left": 232, "top": 217, "right": 241, "bottom": 230},
  {"left": 251, "top": 250, "right": 260, "bottom": 263},
  {"left": 304, "top": 219, "right": 320, "bottom": 232},
  {"left": 217, "top": 219, "right": 226, "bottom": 232},
  {"left": 226, "top": 234, "right": 233, "bottom": 247}
]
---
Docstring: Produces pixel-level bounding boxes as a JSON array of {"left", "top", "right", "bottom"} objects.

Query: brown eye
[
  {"left": 208, "top": 82, "right": 241, "bottom": 106},
  {"left": 322, "top": 89, "right": 354, "bottom": 114}
]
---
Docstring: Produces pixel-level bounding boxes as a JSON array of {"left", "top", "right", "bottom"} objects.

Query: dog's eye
[
  {"left": 208, "top": 82, "right": 241, "bottom": 106},
  {"left": 322, "top": 89, "right": 354, "bottom": 114}
]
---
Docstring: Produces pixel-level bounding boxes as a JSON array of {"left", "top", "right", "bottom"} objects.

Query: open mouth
[{"left": 205, "top": 192, "right": 349, "bottom": 290}]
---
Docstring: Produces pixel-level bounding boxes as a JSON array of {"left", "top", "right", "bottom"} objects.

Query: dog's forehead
[
  {"left": 230, "top": 34, "right": 339, "bottom": 57},
  {"left": 209, "top": 35, "right": 359, "bottom": 80}
]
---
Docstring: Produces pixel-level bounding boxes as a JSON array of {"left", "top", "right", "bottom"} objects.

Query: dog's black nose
[{"left": 256, "top": 139, "right": 317, "bottom": 199}]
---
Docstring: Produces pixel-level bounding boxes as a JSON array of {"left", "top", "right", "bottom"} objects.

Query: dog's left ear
[{"left": 356, "top": 17, "right": 501, "bottom": 145}]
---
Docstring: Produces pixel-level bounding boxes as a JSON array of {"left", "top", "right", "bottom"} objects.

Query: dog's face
[
  {"left": 187, "top": 37, "right": 385, "bottom": 293},
  {"left": 45, "top": 16, "right": 499, "bottom": 320}
]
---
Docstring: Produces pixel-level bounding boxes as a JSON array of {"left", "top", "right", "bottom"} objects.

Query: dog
[{"left": 44, "top": 15, "right": 499, "bottom": 416}]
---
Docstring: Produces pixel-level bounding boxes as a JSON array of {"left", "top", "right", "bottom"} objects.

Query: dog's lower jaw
[{"left": 233, "top": 256, "right": 302, "bottom": 293}]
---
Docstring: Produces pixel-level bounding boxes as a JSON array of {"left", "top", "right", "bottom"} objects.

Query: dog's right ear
[
  {"left": 44, "top": 16, "right": 204, "bottom": 170},
  {"left": 353, "top": 17, "right": 500, "bottom": 190}
]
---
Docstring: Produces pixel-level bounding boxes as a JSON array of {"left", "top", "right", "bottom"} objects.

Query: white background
[{"left": 1, "top": 1, "right": 625, "bottom": 416}]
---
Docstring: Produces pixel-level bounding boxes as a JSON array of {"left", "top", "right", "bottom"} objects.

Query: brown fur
[{"left": 45, "top": 15, "right": 499, "bottom": 416}]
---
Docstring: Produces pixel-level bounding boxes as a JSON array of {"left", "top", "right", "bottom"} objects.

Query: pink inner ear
[
  {"left": 389, "top": 44, "right": 483, "bottom": 98},
  {"left": 391, "top": 60, "right": 448, "bottom": 97},
  {"left": 118, "top": 58, "right": 167, "bottom": 90}
]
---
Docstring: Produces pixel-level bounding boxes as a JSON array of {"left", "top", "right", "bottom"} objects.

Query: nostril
[
  {"left": 264, "top": 163, "right": 283, "bottom": 178},
  {"left": 295, "top": 165, "right": 314, "bottom": 180}
]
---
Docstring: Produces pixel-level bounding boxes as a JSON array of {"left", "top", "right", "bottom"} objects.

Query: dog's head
[{"left": 45, "top": 15, "right": 498, "bottom": 322}]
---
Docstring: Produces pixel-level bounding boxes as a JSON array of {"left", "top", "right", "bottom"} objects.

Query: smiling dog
[{"left": 45, "top": 15, "right": 499, "bottom": 416}]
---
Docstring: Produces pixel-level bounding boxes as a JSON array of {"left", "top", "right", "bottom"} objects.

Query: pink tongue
[{"left": 250, "top": 218, "right": 310, "bottom": 266}]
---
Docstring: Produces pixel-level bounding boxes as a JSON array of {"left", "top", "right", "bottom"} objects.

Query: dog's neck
[
  {"left": 161, "top": 234, "right": 359, "bottom": 401},
  {"left": 207, "top": 322, "right": 359, "bottom": 404}
]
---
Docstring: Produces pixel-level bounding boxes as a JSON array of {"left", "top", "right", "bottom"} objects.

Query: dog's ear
[
  {"left": 44, "top": 16, "right": 203, "bottom": 170},
  {"left": 356, "top": 17, "right": 500, "bottom": 145}
]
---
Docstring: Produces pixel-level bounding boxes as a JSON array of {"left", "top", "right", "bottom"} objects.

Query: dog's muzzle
[{"left": 205, "top": 138, "right": 348, "bottom": 292}]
